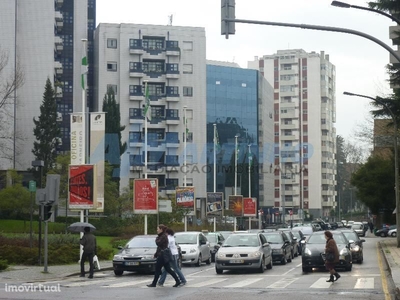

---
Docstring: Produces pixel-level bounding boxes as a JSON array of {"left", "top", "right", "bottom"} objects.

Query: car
[
  {"left": 375, "top": 225, "right": 397, "bottom": 237},
  {"left": 389, "top": 228, "right": 397, "bottom": 237},
  {"left": 203, "top": 231, "right": 225, "bottom": 262},
  {"left": 215, "top": 232, "right": 272, "bottom": 274},
  {"left": 301, "top": 231, "right": 352, "bottom": 273},
  {"left": 350, "top": 222, "right": 366, "bottom": 237},
  {"left": 346, "top": 220, "right": 355, "bottom": 229},
  {"left": 175, "top": 231, "right": 211, "bottom": 266},
  {"left": 339, "top": 229, "right": 365, "bottom": 263},
  {"left": 291, "top": 229, "right": 307, "bottom": 255},
  {"left": 219, "top": 231, "right": 234, "bottom": 240},
  {"left": 262, "top": 231, "right": 292, "bottom": 264},
  {"left": 112, "top": 235, "right": 182, "bottom": 276},
  {"left": 277, "top": 228, "right": 299, "bottom": 257}
]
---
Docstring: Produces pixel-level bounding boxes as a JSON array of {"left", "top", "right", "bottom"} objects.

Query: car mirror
[
  {"left": 118, "top": 245, "right": 123, "bottom": 250},
  {"left": 262, "top": 242, "right": 270, "bottom": 247},
  {"left": 300, "top": 240, "right": 306, "bottom": 244}
]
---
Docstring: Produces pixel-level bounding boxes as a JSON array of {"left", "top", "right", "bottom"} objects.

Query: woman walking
[
  {"left": 147, "top": 224, "right": 181, "bottom": 288},
  {"left": 324, "top": 230, "right": 341, "bottom": 282},
  {"left": 158, "top": 228, "right": 187, "bottom": 286}
]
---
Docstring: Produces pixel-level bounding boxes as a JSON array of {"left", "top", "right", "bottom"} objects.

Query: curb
[{"left": 379, "top": 240, "right": 400, "bottom": 300}]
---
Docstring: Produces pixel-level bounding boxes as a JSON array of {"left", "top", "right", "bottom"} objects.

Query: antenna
[{"left": 168, "top": 14, "right": 173, "bottom": 26}]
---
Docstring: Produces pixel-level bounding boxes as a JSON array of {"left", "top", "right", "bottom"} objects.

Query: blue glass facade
[{"left": 206, "top": 64, "right": 259, "bottom": 200}]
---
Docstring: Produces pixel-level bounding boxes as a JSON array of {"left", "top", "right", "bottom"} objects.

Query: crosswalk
[{"left": 29, "top": 274, "right": 378, "bottom": 290}]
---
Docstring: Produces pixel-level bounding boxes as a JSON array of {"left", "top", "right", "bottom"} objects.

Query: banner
[
  {"left": 243, "top": 197, "right": 257, "bottom": 217},
  {"left": 134, "top": 179, "right": 158, "bottom": 214},
  {"left": 176, "top": 187, "right": 195, "bottom": 210},
  {"left": 68, "top": 164, "right": 97, "bottom": 209},
  {"left": 228, "top": 195, "right": 243, "bottom": 217},
  {"left": 89, "top": 113, "right": 105, "bottom": 212},
  {"left": 70, "top": 113, "right": 84, "bottom": 165},
  {"left": 206, "top": 192, "right": 223, "bottom": 215}
]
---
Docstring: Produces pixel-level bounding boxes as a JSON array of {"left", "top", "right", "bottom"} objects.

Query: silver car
[
  {"left": 215, "top": 232, "right": 273, "bottom": 274},
  {"left": 175, "top": 231, "right": 211, "bottom": 266}
]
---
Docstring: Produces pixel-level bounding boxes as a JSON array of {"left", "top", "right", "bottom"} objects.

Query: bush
[{"left": 0, "top": 259, "right": 9, "bottom": 271}]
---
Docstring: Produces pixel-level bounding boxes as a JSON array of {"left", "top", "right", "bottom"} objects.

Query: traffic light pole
[{"left": 44, "top": 220, "right": 48, "bottom": 273}]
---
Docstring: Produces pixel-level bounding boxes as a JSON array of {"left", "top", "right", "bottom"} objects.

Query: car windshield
[
  {"left": 342, "top": 232, "right": 358, "bottom": 241},
  {"left": 223, "top": 234, "right": 260, "bottom": 247},
  {"left": 175, "top": 234, "right": 198, "bottom": 244},
  {"left": 308, "top": 233, "right": 347, "bottom": 244},
  {"left": 291, "top": 231, "right": 301, "bottom": 239},
  {"left": 205, "top": 234, "right": 217, "bottom": 243},
  {"left": 262, "top": 233, "right": 283, "bottom": 244},
  {"left": 351, "top": 224, "right": 363, "bottom": 230},
  {"left": 126, "top": 237, "right": 156, "bottom": 248}
]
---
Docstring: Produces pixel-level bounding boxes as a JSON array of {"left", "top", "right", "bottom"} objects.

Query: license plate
[
  {"left": 126, "top": 261, "right": 139, "bottom": 266},
  {"left": 339, "top": 255, "right": 345, "bottom": 260},
  {"left": 229, "top": 259, "right": 244, "bottom": 264}
]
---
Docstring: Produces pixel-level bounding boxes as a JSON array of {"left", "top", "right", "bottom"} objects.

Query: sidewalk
[{"left": 380, "top": 239, "right": 400, "bottom": 299}]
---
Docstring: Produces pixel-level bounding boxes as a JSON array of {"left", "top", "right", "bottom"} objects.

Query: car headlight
[
  {"left": 217, "top": 252, "right": 226, "bottom": 258},
  {"left": 142, "top": 255, "right": 154, "bottom": 259},
  {"left": 190, "top": 248, "right": 197, "bottom": 253},
  {"left": 272, "top": 249, "right": 283, "bottom": 254},
  {"left": 352, "top": 245, "right": 360, "bottom": 252},
  {"left": 249, "top": 251, "right": 261, "bottom": 258},
  {"left": 113, "top": 255, "right": 124, "bottom": 261},
  {"left": 340, "top": 248, "right": 350, "bottom": 256},
  {"left": 303, "top": 248, "right": 312, "bottom": 256}
]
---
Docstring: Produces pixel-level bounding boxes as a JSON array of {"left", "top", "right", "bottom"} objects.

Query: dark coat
[
  {"left": 80, "top": 232, "right": 97, "bottom": 253},
  {"left": 154, "top": 232, "right": 168, "bottom": 258},
  {"left": 325, "top": 237, "right": 339, "bottom": 266}
]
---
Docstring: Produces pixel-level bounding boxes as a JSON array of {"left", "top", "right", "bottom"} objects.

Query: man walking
[{"left": 80, "top": 226, "right": 97, "bottom": 279}]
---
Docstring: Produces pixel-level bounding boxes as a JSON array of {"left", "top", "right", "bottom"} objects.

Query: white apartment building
[
  {"left": 249, "top": 49, "right": 337, "bottom": 220},
  {"left": 94, "top": 24, "right": 207, "bottom": 198}
]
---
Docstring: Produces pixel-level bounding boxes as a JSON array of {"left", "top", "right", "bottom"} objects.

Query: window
[
  {"left": 142, "top": 37, "right": 164, "bottom": 50},
  {"left": 183, "top": 41, "right": 193, "bottom": 50},
  {"left": 148, "top": 83, "right": 165, "bottom": 96},
  {"left": 107, "top": 62, "right": 117, "bottom": 71},
  {"left": 107, "top": 84, "right": 117, "bottom": 95},
  {"left": 107, "top": 38, "right": 117, "bottom": 49},
  {"left": 143, "top": 60, "right": 164, "bottom": 72},
  {"left": 183, "top": 86, "right": 193, "bottom": 97},
  {"left": 183, "top": 64, "right": 193, "bottom": 74}
]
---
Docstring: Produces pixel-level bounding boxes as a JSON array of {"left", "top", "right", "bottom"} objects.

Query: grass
[{"left": 96, "top": 236, "right": 116, "bottom": 254}]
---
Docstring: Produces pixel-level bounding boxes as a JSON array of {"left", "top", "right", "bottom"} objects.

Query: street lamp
[
  {"left": 331, "top": 1, "right": 400, "bottom": 25},
  {"left": 343, "top": 91, "right": 399, "bottom": 247}
]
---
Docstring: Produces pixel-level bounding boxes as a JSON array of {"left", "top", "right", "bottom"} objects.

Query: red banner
[
  {"left": 68, "top": 165, "right": 96, "bottom": 209},
  {"left": 134, "top": 179, "right": 158, "bottom": 214},
  {"left": 243, "top": 197, "right": 257, "bottom": 217}
]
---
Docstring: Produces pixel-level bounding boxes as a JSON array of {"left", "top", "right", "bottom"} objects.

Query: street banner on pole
[
  {"left": 228, "top": 195, "right": 243, "bottom": 217},
  {"left": 243, "top": 197, "right": 257, "bottom": 217},
  {"left": 70, "top": 114, "right": 84, "bottom": 165},
  {"left": 68, "top": 165, "right": 97, "bottom": 209},
  {"left": 176, "top": 186, "right": 195, "bottom": 213},
  {"left": 134, "top": 179, "right": 158, "bottom": 214},
  {"left": 206, "top": 192, "right": 223, "bottom": 215}
]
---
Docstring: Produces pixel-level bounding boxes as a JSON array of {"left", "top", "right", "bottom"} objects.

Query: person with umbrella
[{"left": 80, "top": 226, "right": 97, "bottom": 279}]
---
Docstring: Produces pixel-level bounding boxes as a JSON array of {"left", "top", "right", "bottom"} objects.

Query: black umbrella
[{"left": 68, "top": 222, "right": 96, "bottom": 233}]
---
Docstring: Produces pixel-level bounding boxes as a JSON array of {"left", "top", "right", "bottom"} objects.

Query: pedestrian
[
  {"left": 158, "top": 228, "right": 187, "bottom": 286},
  {"left": 80, "top": 226, "right": 97, "bottom": 279},
  {"left": 147, "top": 224, "right": 182, "bottom": 288},
  {"left": 324, "top": 230, "right": 340, "bottom": 282},
  {"left": 368, "top": 221, "right": 374, "bottom": 234}
]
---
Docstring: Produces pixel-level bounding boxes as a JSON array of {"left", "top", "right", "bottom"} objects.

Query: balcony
[
  {"left": 54, "top": 36, "right": 63, "bottom": 54},
  {"left": 129, "top": 62, "right": 143, "bottom": 78},
  {"left": 55, "top": 11, "right": 63, "bottom": 30},
  {"left": 129, "top": 108, "right": 144, "bottom": 124},
  {"left": 129, "top": 39, "right": 144, "bottom": 55},
  {"left": 165, "top": 155, "right": 179, "bottom": 172},
  {"left": 54, "top": 61, "right": 63, "bottom": 75},
  {"left": 129, "top": 133, "right": 143, "bottom": 148},
  {"left": 55, "top": 0, "right": 64, "bottom": 7},
  {"left": 166, "top": 86, "right": 180, "bottom": 102},
  {"left": 166, "top": 116, "right": 180, "bottom": 125},
  {"left": 129, "top": 85, "right": 144, "bottom": 101},
  {"left": 165, "top": 65, "right": 180, "bottom": 79},
  {"left": 166, "top": 41, "right": 180, "bottom": 56},
  {"left": 165, "top": 132, "right": 179, "bottom": 148},
  {"left": 129, "top": 155, "right": 144, "bottom": 172}
]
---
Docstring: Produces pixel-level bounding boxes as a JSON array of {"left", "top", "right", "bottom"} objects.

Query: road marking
[
  {"left": 267, "top": 277, "right": 299, "bottom": 289},
  {"left": 354, "top": 278, "right": 374, "bottom": 289},
  {"left": 103, "top": 279, "right": 149, "bottom": 288},
  {"left": 281, "top": 268, "right": 297, "bottom": 276},
  {"left": 224, "top": 278, "right": 264, "bottom": 288},
  {"left": 187, "top": 268, "right": 214, "bottom": 276},
  {"left": 189, "top": 278, "right": 228, "bottom": 287},
  {"left": 64, "top": 278, "right": 116, "bottom": 287},
  {"left": 310, "top": 278, "right": 333, "bottom": 289}
]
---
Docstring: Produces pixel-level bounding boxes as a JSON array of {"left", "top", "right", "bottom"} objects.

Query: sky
[{"left": 96, "top": 0, "right": 394, "bottom": 143}]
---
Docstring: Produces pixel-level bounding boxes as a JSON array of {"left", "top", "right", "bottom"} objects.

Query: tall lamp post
[{"left": 343, "top": 91, "right": 399, "bottom": 247}]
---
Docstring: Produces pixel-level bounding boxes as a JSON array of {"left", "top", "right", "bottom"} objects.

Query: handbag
[
  {"left": 93, "top": 255, "right": 101, "bottom": 270},
  {"left": 162, "top": 248, "right": 173, "bottom": 264},
  {"left": 325, "top": 252, "right": 335, "bottom": 262}
]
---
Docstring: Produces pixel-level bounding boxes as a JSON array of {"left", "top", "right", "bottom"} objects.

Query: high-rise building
[
  {"left": 206, "top": 61, "right": 274, "bottom": 214},
  {"left": 249, "top": 49, "right": 337, "bottom": 220},
  {"left": 0, "top": 0, "right": 95, "bottom": 174},
  {"left": 94, "top": 23, "right": 207, "bottom": 197}
]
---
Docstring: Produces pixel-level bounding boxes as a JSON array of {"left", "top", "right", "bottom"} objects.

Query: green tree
[
  {"left": 0, "top": 170, "right": 30, "bottom": 219},
  {"left": 103, "top": 161, "right": 121, "bottom": 217},
  {"left": 32, "top": 78, "right": 61, "bottom": 177}
]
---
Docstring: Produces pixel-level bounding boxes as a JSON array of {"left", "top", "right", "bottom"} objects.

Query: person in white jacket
[{"left": 158, "top": 228, "right": 187, "bottom": 286}]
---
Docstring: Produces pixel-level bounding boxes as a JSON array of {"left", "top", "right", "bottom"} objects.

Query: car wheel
[
  {"left": 258, "top": 257, "right": 265, "bottom": 273},
  {"left": 266, "top": 257, "right": 273, "bottom": 270},
  {"left": 302, "top": 266, "right": 311, "bottom": 273},
  {"left": 392, "top": 232, "right": 397, "bottom": 237},
  {"left": 216, "top": 266, "right": 223, "bottom": 274},
  {"left": 195, "top": 254, "right": 202, "bottom": 267},
  {"left": 206, "top": 254, "right": 211, "bottom": 265},
  {"left": 114, "top": 269, "right": 123, "bottom": 276}
]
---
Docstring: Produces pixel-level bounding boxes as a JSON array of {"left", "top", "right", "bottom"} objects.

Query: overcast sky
[{"left": 96, "top": 0, "right": 394, "bottom": 143}]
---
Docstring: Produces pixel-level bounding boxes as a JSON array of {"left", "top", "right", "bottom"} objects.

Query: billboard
[
  {"left": 206, "top": 192, "right": 223, "bottom": 215},
  {"left": 228, "top": 195, "right": 243, "bottom": 217},
  {"left": 70, "top": 113, "right": 84, "bottom": 165},
  {"left": 68, "top": 164, "right": 97, "bottom": 209},
  {"left": 243, "top": 197, "right": 257, "bottom": 217},
  {"left": 176, "top": 187, "right": 195, "bottom": 209},
  {"left": 134, "top": 179, "right": 158, "bottom": 214}
]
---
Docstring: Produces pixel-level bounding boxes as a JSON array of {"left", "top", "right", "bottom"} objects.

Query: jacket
[
  {"left": 325, "top": 237, "right": 340, "bottom": 263},
  {"left": 154, "top": 232, "right": 169, "bottom": 258},
  {"left": 80, "top": 232, "right": 97, "bottom": 253}
]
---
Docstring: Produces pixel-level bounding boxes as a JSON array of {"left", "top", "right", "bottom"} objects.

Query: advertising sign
[
  {"left": 70, "top": 113, "right": 84, "bottom": 165},
  {"left": 68, "top": 165, "right": 96, "bottom": 209},
  {"left": 134, "top": 179, "right": 158, "bottom": 214},
  {"left": 206, "top": 192, "right": 223, "bottom": 215},
  {"left": 243, "top": 197, "right": 257, "bottom": 217},
  {"left": 228, "top": 195, "right": 243, "bottom": 217},
  {"left": 176, "top": 187, "right": 195, "bottom": 209}
]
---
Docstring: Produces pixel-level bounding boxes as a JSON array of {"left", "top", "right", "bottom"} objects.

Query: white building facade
[
  {"left": 94, "top": 24, "right": 207, "bottom": 198},
  {"left": 249, "top": 49, "right": 337, "bottom": 220}
]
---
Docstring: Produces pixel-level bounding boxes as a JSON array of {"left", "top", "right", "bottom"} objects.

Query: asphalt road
[{"left": 0, "top": 235, "right": 396, "bottom": 300}]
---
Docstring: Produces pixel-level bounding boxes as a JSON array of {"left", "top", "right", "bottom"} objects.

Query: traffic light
[
  {"left": 42, "top": 204, "right": 53, "bottom": 221},
  {"left": 221, "top": 0, "right": 235, "bottom": 39},
  {"left": 45, "top": 174, "right": 60, "bottom": 204}
]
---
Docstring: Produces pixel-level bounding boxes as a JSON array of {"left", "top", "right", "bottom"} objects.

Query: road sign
[{"left": 29, "top": 180, "right": 36, "bottom": 192}]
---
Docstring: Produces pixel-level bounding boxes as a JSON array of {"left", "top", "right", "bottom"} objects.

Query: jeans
[
  {"left": 80, "top": 252, "right": 94, "bottom": 276},
  {"left": 151, "top": 255, "right": 180, "bottom": 285},
  {"left": 158, "top": 254, "right": 186, "bottom": 285}
]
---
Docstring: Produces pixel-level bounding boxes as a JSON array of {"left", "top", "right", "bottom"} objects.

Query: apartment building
[
  {"left": 248, "top": 49, "right": 337, "bottom": 220},
  {"left": 94, "top": 23, "right": 207, "bottom": 198}
]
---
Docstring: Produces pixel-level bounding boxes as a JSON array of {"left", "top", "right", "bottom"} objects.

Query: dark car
[
  {"left": 203, "top": 232, "right": 225, "bottom": 262},
  {"left": 339, "top": 229, "right": 365, "bottom": 263},
  {"left": 301, "top": 231, "right": 352, "bottom": 273},
  {"left": 112, "top": 235, "right": 182, "bottom": 276},
  {"left": 375, "top": 225, "right": 397, "bottom": 237},
  {"left": 262, "top": 231, "right": 292, "bottom": 264},
  {"left": 277, "top": 228, "right": 298, "bottom": 257},
  {"left": 291, "top": 229, "right": 306, "bottom": 255}
]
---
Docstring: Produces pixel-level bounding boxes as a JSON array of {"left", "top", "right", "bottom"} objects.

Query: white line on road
[
  {"left": 310, "top": 278, "right": 333, "bottom": 289},
  {"left": 102, "top": 279, "right": 149, "bottom": 288},
  {"left": 267, "top": 277, "right": 299, "bottom": 289},
  {"left": 354, "top": 278, "right": 374, "bottom": 289},
  {"left": 189, "top": 278, "right": 228, "bottom": 287},
  {"left": 224, "top": 278, "right": 264, "bottom": 288},
  {"left": 281, "top": 268, "right": 297, "bottom": 276}
]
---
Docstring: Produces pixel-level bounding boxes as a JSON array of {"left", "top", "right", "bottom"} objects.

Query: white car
[
  {"left": 175, "top": 231, "right": 211, "bottom": 266},
  {"left": 389, "top": 228, "right": 397, "bottom": 237}
]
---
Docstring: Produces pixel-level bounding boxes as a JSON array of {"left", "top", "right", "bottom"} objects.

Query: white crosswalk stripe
[
  {"left": 224, "top": 278, "right": 264, "bottom": 288},
  {"left": 310, "top": 278, "right": 333, "bottom": 289},
  {"left": 102, "top": 279, "right": 149, "bottom": 288},
  {"left": 189, "top": 278, "right": 228, "bottom": 287},
  {"left": 267, "top": 278, "right": 300, "bottom": 289},
  {"left": 354, "top": 278, "right": 374, "bottom": 289}
]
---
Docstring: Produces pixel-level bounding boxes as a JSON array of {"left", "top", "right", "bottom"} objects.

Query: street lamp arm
[{"left": 228, "top": 18, "right": 400, "bottom": 63}]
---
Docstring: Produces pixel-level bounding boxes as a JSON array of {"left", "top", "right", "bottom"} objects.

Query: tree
[
  {"left": 0, "top": 170, "right": 30, "bottom": 219},
  {"left": 32, "top": 78, "right": 61, "bottom": 177},
  {"left": 103, "top": 161, "right": 121, "bottom": 217}
]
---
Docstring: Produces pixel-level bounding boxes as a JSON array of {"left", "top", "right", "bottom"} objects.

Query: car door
[
  {"left": 259, "top": 234, "right": 271, "bottom": 258},
  {"left": 199, "top": 233, "right": 210, "bottom": 259},
  {"left": 281, "top": 232, "right": 291, "bottom": 259}
]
